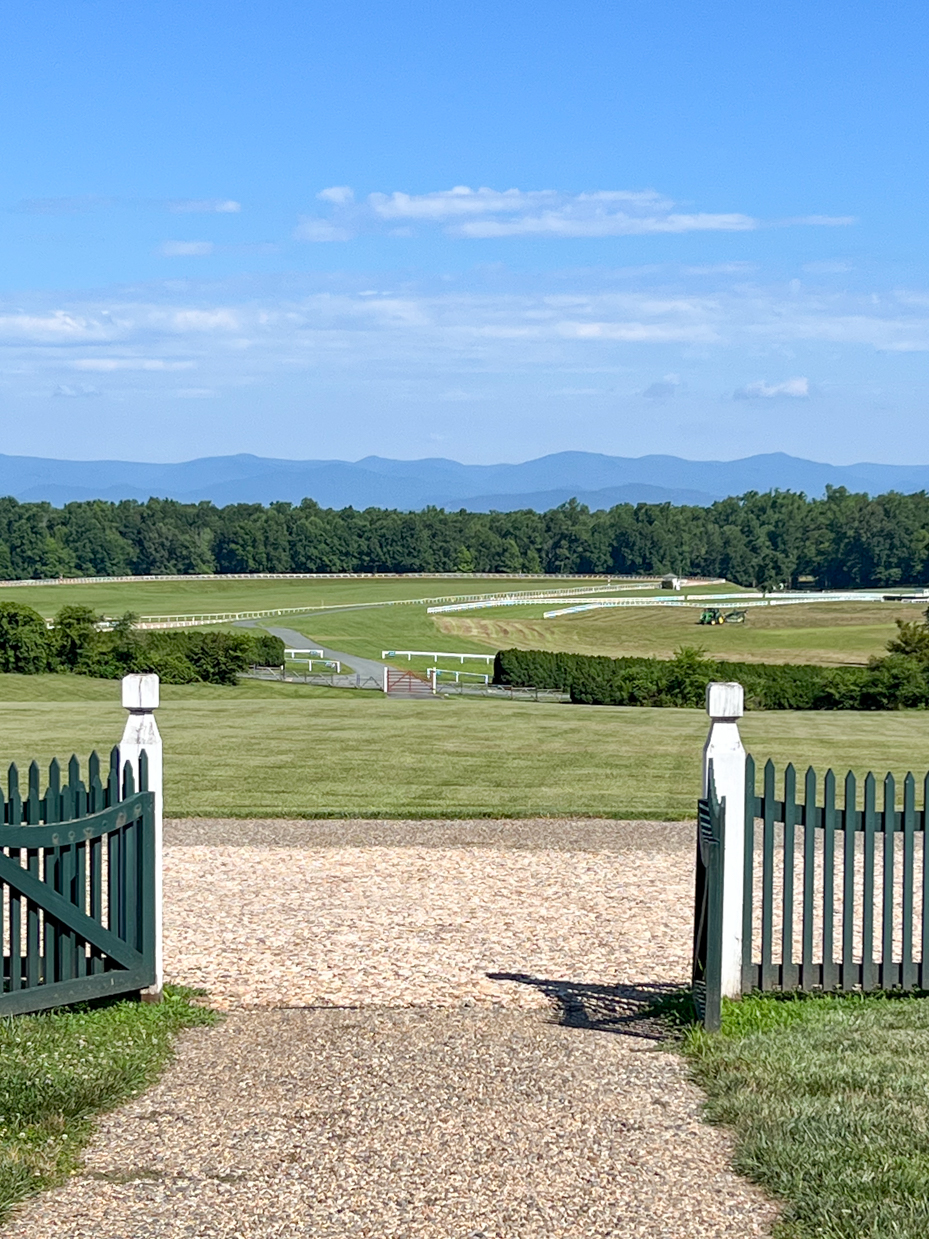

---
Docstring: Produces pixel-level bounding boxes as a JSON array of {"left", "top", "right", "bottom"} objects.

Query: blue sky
[{"left": 2, "top": 0, "right": 928, "bottom": 465}]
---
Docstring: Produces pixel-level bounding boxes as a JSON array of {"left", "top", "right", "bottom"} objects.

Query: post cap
[
  {"left": 121, "top": 673, "right": 160, "bottom": 710},
  {"left": 706, "top": 680, "right": 744, "bottom": 719}
]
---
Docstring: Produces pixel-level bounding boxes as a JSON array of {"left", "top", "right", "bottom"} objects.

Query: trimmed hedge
[
  {"left": 493, "top": 646, "right": 929, "bottom": 710},
  {"left": 0, "top": 602, "right": 285, "bottom": 686}
]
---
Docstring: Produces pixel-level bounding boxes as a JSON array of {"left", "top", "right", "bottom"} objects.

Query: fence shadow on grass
[{"left": 487, "top": 972, "right": 693, "bottom": 1040}]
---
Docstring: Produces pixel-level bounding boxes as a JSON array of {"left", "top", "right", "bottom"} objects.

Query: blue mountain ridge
[{"left": 3, "top": 451, "right": 929, "bottom": 510}]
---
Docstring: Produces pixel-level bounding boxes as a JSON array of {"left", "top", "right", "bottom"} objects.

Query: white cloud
[
  {"left": 167, "top": 199, "right": 240, "bottom": 213},
  {"left": 317, "top": 186, "right": 354, "bottom": 205},
  {"left": 734, "top": 377, "right": 810, "bottom": 399},
  {"left": 0, "top": 312, "right": 116, "bottom": 343},
  {"left": 160, "top": 241, "right": 215, "bottom": 257},
  {"left": 3, "top": 278, "right": 928, "bottom": 420},
  {"left": 72, "top": 358, "right": 196, "bottom": 372},
  {"left": 174, "top": 387, "right": 217, "bottom": 398},
  {"left": 296, "top": 185, "right": 857, "bottom": 242}
]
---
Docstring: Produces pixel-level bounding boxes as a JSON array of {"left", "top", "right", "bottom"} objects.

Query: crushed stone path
[{"left": 5, "top": 819, "right": 776, "bottom": 1238}]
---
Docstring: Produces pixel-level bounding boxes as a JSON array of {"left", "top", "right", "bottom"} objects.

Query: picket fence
[{"left": 694, "top": 683, "right": 929, "bottom": 1030}]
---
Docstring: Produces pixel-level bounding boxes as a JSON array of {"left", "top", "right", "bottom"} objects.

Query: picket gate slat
[
  {"left": 741, "top": 755, "right": 756, "bottom": 992},
  {"left": 902, "top": 774, "right": 917, "bottom": 990},
  {"left": 799, "top": 767, "right": 816, "bottom": 990},
  {"left": 781, "top": 764, "right": 797, "bottom": 989},
  {"left": 862, "top": 773, "right": 876, "bottom": 992},
  {"left": 761, "top": 760, "right": 776, "bottom": 990},
  {"left": 822, "top": 770, "right": 837, "bottom": 991},
  {"left": 841, "top": 773, "right": 856, "bottom": 991},
  {"left": 881, "top": 774, "right": 897, "bottom": 989}
]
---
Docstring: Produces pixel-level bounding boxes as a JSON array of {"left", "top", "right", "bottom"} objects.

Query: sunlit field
[{"left": 3, "top": 675, "right": 929, "bottom": 820}]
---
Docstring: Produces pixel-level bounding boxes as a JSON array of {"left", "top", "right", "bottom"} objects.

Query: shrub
[
  {"left": 247, "top": 631, "right": 286, "bottom": 666},
  {"left": 493, "top": 646, "right": 929, "bottom": 711},
  {"left": 52, "top": 605, "right": 99, "bottom": 669},
  {"left": 0, "top": 602, "right": 52, "bottom": 673},
  {"left": 175, "top": 630, "right": 254, "bottom": 686}
]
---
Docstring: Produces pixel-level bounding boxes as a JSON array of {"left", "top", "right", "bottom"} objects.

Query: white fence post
[
  {"left": 703, "top": 681, "right": 746, "bottom": 1000},
  {"left": 120, "top": 673, "right": 163, "bottom": 1001}
]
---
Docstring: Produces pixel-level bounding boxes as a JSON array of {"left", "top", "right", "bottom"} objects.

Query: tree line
[
  {"left": 1, "top": 486, "right": 929, "bottom": 588},
  {"left": 0, "top": 603, "right": 285, "bottom": 684}
]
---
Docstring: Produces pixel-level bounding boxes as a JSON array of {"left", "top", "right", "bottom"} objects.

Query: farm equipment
[{"left": 698, "top": 607, "right": 747, "bottom": 625}]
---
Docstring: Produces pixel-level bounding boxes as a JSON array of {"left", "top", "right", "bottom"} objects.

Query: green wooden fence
[
  {"left": 742, "top": 755, "right": 929, "bottom": 996},
  {"left": 0, "top": 747, "right": 156, "bottom": 1016}
]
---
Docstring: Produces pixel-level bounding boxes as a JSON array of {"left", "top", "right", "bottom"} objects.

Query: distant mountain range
[{"left": 3, "top": 450, "right": 929, "bottom": 510}]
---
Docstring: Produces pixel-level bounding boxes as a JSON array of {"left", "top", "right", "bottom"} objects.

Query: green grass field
[
  {"left": 440, "top": 599, "right": 921, "bottom": 666},
  {"left": 3, "top": 675, "right": 929, "bottom": 818},
  {"left": 0, "top": 574, "right": 611, "bottom": 619},
  {"left": 4, "top": 572, "right": 917, "bottom": 668}
]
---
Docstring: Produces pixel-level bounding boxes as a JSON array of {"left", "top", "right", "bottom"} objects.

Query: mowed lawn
[
  {"left": 3, "top": 676, "right": 929, "bottom": 818},
  {"left": 0, "top": 574, "right": 595, "bottom": 619},
  {"left": 440, "top": 599, "right": 922, "bottom": 666}
]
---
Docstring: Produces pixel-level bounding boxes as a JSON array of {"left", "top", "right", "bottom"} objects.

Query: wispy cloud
[
  {"left": 166, "top": 199, "right": 241, "bottom": 214},
  {"left": 734, "top": 377, "right": 810, "bottom": 399},
  {"left": 52, "top": 383, "right": 100, "bottom": 398},
  {"left": 72, "top": 358, "right": 196, "bottom": 372},
  {"left": 2, "top": 278, "right": 927, "bottom": 416},
  {"left": 160, "top": 241, "right": 215, "bottom": 257},
  {"left": 296, "top": 185, "right": 856, "bottom": 242}
]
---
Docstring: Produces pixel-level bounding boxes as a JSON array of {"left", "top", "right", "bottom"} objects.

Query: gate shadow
[{"left": 486, "top": 973, "right": 691, "bottom": 1041}]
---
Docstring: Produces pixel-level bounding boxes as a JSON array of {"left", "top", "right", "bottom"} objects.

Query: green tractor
[{"left": 698, "top": 607, "right": 747, "bottom": 626}]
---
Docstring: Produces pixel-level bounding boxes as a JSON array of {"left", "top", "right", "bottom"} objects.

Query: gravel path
[{"left": 5, "top": 819, "right": 775, "bottom": 1237}]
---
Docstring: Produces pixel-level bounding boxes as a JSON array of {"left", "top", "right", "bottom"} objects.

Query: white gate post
[
  {"left": 703, "top": 681, "right": 746, "bottom": 1000},
  {"left": 120, "top": 673, "right": 163, "bottom": 1001}
]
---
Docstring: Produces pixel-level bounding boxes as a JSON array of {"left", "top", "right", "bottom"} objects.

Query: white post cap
[
  {"left": 706, "top": 680, "right": 744, "bottom": 720},
  {"left": 121, "top": 673, "right": 160, "bottom": 710}
]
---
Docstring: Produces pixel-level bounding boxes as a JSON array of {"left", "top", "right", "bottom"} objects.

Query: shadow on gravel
[{"left": 486, "top": 973, "right": 693, "bottom": 1040}]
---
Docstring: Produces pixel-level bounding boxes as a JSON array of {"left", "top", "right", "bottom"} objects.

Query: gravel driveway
[{"left": 5, "top": 818, "right": 775, "bottom": 1238}]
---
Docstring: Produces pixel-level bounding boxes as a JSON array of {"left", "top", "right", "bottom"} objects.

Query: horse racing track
[{"left": 5, "top": 816, "right": 775, "bottom": 1239}]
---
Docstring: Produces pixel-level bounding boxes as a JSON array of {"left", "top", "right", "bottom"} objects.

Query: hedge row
[
  {"left": 493, "top": 646, "right": 929, "bottom": 710},
  {"left": 0, "top": 602, "right": 285, "bottom": 686}
]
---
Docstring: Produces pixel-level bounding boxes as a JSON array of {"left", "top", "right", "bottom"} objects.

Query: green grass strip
[
  {"left": 0, "top": 987, "right": 215, "bottom": 1224},
  {"left": 679, "top": 991, "right": 929, "bottom": 1238}
]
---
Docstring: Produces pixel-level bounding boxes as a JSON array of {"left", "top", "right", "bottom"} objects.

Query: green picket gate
[{"left": 0, "top": 747, "right": 156, "bottom": 1016}]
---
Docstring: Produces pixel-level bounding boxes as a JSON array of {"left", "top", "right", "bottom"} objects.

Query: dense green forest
[{"left": 1, "top": 486, "right": 928, "bottom": 588}]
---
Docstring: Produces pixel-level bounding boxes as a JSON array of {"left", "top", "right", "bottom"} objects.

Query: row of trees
[
  {"left": 0, "top": 486, "right": 928, "bottom": 588},
  {"left": 0, "top": 603, "right": 284, "bottom": 684}
]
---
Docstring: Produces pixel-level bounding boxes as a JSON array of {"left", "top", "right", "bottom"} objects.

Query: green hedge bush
[{"left": 493, "top": 646, "right": 929, "bottom": 710}]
